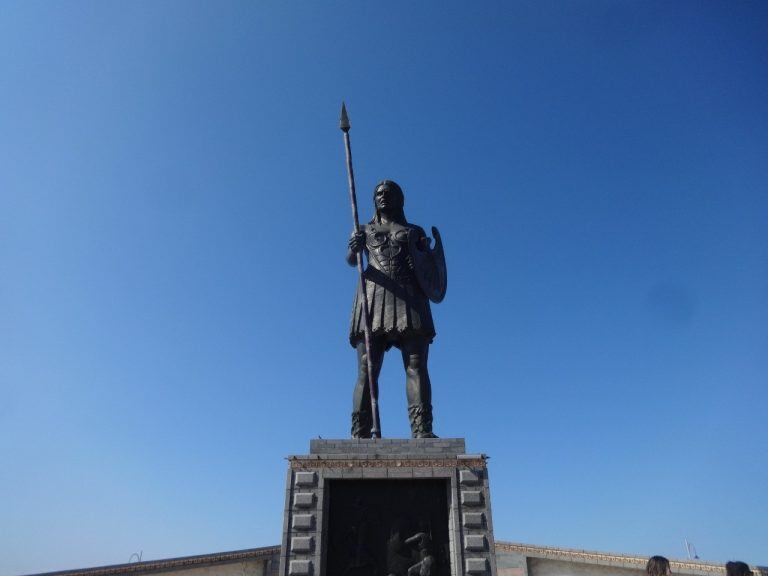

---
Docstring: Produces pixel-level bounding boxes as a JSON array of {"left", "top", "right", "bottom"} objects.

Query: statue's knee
[{"left": 405, "top": 353, "right": 424, "bottom": 374}]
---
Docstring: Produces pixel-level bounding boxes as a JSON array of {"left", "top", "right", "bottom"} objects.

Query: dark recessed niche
[{"left": 324, "top": 479, "right": 451, "bottom": 576}]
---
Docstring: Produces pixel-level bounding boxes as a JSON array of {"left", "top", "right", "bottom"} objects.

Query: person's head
[
  {"left": 726, "top": 562, "right": 753, "bottom": 576},
  {"left": 646, "top": 556, "right": 671, "bottom": 576},
  {"left": 372, "top": 180, "right": 406, "bottom": 224}
]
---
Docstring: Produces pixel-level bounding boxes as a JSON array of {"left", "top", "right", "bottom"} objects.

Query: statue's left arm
[
  {"left": 406, "top": 226, "right": 429, "bottom": 270},
  {"left": 408, "top": 225, "right": 447, "bottom": 304},
  {"left": 414, "top": 226, "right": 432, "bottom": 250}
]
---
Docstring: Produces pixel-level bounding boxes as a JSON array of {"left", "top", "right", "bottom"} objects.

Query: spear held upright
[{"left": 339, "top": 102, "right": 381, "bottom": 438}]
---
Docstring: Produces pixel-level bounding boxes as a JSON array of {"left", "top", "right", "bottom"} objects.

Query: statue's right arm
[
  {"left": 346, "top": 229, "right": 365, "bottom": 266},
  {"left": 405, "top": 532, "right": 427, "bottom": 545}
]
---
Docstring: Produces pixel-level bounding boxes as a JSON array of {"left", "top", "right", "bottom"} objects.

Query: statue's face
[{"left": 375, "top": 184, "right": 403, "bottom": 213}]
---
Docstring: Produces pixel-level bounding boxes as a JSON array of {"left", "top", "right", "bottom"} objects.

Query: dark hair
[
  {"left": 374, "top": 179, "right": 403, "bottom": 199},
  {"left": 371, "top": 180, "right": 407, "bottom": 225},
  {"left": 646, "top": 556, "right": 671, "bottom": 576},
  {"left": 726, "top": 562, "right": 753, "bottom": 576}
]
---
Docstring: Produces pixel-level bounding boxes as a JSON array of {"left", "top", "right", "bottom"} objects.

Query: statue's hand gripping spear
[{"left": 339, "top": 103, "right": 381, "bottom": 439}]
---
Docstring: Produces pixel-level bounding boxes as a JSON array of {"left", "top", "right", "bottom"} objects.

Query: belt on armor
[{"left": 366, "top": 267, "right": 415, "bottom": 283}]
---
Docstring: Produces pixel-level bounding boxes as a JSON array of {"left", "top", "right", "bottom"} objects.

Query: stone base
[{"left": 279, "top": 438, "right": 497, "bottom": 576}]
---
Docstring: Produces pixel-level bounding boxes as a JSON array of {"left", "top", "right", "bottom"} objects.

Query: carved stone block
[
  {"left": 466, "top": 558, "right": 488, "bottom": 573},
  {"left": 291, "top": 536, "right": 313, "bottom": 553},
  {"left": 288, "top": 560, "right": 312, "bottom": 576},
  {"left": 459, "top": 469, "right": 480, "bottom": 485},
  {"left": 463, "top": 512, "right": 484, "bottom": 528},
  {"left": 465, "top": 534, "right": 487, "bottom": 551},
  {"left": 292, "top": 513, "right": 314, "bottom": 531},
  {"left": 461, "top": 490, "right": 483, "bottom": 506},
  {"left": 294, "top": 472, "right": 316, "bottom": 487},
  {"left": 293, "top": 492, "right": 315, "bottom": 508}
]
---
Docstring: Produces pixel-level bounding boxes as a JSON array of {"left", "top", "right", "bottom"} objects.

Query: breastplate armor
[{"left": 366, "top": 226, "right": 413, "bottom": 281}]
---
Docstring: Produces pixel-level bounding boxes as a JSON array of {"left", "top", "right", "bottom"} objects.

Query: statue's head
[{"left": 372, "top": 180, "right": 406, "bottom": 224}]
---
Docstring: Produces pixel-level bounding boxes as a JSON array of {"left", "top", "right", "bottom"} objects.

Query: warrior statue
[{"left": 346, "top": 180, "right": 447, "bottom": 438}]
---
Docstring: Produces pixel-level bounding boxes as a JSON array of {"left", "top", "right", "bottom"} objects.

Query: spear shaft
[{"left": 340, "top": 103, "right": 381, "bottom": 438}]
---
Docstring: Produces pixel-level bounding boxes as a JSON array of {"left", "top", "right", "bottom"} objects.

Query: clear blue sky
[{"left": 1, "top": 2, "right": 766, "bottom": 574}]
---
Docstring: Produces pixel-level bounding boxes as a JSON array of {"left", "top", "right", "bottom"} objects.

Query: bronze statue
[
  {"left": 346, "top": 180, "right": 446, "bottom": 438},
  {"left": 339, "top": 104, "right": 446, "bottom": 438}
]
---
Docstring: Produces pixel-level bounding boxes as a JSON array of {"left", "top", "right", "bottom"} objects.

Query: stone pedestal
[{"left": 279, "top": 438, "right": 497, "bottom": 576}]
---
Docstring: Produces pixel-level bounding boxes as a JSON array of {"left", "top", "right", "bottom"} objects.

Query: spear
[{"left": 339, "top": 102, "right": 381, "bottom": 438}]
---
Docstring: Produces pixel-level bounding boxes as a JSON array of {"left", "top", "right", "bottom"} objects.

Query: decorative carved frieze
[{"left": 290, "top": 458, "right": 486, "bottom": 469}]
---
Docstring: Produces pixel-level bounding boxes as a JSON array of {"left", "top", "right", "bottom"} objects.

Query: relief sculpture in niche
[{"left": 325, "top": 480, "right": 450, "bottom": 576}]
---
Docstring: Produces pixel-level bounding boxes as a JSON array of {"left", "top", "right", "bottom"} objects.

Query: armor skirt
[{"left": 349, "top": 267, "right": 435, "bottom": 349}]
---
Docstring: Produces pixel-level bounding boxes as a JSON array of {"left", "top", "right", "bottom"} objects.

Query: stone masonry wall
[{"left": 279, "top": 438, "right": 496, "bottom": 576}]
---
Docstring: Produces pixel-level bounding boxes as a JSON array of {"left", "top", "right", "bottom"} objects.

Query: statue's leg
[
  {"left": 401, "top": 338, "right": 436, "bottom": 438},
  {"left": 351, "top": 338, "right": 385, "bottom": 438}
]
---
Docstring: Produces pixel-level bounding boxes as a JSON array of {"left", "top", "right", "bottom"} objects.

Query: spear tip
[{"left": 339, "top": 102, "right": 350, "bottom": 132}]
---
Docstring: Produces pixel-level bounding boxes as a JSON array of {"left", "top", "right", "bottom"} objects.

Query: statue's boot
[
  {"left": 351, "top": 410, "right": 373, "bottom": 439},
  {"left": 408, "top": 404, "right": 438, "bottom": 438}
]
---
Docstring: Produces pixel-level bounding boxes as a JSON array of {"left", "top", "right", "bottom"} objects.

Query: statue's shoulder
[{"left": 406, "top": 223, "right": 427, "bottom": 238}]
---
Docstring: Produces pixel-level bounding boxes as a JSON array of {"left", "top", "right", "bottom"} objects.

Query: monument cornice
[{"left": 288, "top": 457, "right": 487, "bottom": 469}]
